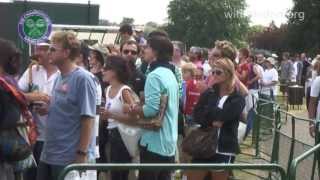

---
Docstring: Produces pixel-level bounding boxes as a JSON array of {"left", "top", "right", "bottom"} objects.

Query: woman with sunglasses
[
  {"left": 99, "top": 56, "right": 136, "bottom": 180},
  {"left": 198, "top": 40, "right": 249, "bottom": 97},
  {"left": 186, "top": 58, "right": 245, "bottom": 180}
]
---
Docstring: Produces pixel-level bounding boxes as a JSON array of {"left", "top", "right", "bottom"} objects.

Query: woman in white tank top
[
  {"left": 105, "top": 85, "right": 131, "bottom": 129},
  {"left": 100, "top": 56, "right": 136, "bottom": 180}
]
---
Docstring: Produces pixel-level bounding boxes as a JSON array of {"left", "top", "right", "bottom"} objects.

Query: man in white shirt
[
  {"left": 293, "top": 54, "right": 303, "bottom": 85},
  {"left": 261, "top": 57, "right": 279, "bottom": 100},
  {"left": 309, "top": 74, "right": 320, "bottom": 137},
  {"left": 18, "top": 42, "right": 59, "bottom": 180}
]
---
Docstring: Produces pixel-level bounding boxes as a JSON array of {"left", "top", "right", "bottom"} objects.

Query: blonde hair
[
  {"left": 51, "top": 31, "right": 80, "bottom": 60},
  {"left": 182, "top": 62, "right": 197, "bottom": 77},
  {"left": 213, "top": 58, "right": 236, "bottom": 88},
  {"left": 214, "top": 40, "right": 237, "bottom": 62}
]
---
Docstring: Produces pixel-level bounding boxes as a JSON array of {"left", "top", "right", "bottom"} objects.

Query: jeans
[
  {"left": 138, "top": 145, "right": 174, "bottom": 180},
  {"left": 36, "top": 161, "right": 65, "bottom": 180},
  {"left": 24, "top": 141, "right": 44, "bottom": 180},
  {"left": 245, "top": 108, "right": 255, "bottom": 138}
]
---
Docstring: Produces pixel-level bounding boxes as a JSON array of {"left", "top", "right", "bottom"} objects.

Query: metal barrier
[
  {"left": 288, "top": 143, "right": 320, "bottom": 180},
  {"left": 56, "top": 94, "right": 318, "bottom": 180},
  {"left": 58, "top": 163, "right": 287, "bottom": 180},
  {"left": 253, "top": 95, "right": 320, "bottom": 180},
  {"left": 287, "top": 122, "right": 320, "bottom": 180},
  {"left": 253, "top": 97, "right": 279, "bottom": 160}
]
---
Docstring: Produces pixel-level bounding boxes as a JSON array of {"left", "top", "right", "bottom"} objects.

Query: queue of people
[{"left": 1, "top": 23, "right": 320, "bottom": 180}]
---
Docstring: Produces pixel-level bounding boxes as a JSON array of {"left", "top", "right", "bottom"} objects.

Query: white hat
[
  {"left": 271, "top": 53, "right": 278, "bottom": 58},
  {"left": 265, "top": 57, "right": 276, "bottom": 65},
  {"left": 89, "top": 43, "right": 108, "bottom": 55}
]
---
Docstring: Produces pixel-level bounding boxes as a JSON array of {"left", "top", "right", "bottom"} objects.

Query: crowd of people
[{"left": 1, "top": 23, "right": 320, "bottom": 180}]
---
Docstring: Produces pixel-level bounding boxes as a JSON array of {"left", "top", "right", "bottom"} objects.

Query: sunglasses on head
[
  {"left": 123, "top": 49, "right": 138, "bottom": 55},
  {"left": 211, "top": 69, "right": 224, "bottom": 76}
]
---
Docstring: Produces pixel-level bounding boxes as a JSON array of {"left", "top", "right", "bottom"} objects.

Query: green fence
[
  {"left": 287, "top": 121, "right": 320, "bottom": 180},
  {"left": 252, "top": 97, "right": 320, "bottom": 180},
  {"left": 58, "top": 163, "right": 287, "bottom": 180},
  {"left": 57, "top": 96, "right": 319, "bottom": 180}
]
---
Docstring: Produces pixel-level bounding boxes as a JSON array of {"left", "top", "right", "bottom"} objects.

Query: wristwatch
[{"left": 76, "top": 150, "right": 88, "bottom": 156}]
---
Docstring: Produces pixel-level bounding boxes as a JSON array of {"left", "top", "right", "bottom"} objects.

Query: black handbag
[{"left": 182, "top": 127, "right": 219, "bottom": 159}]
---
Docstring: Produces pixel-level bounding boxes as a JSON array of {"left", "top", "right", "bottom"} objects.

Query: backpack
[{"left": 0, "top": 80, "right": 33, "bottom": 162}]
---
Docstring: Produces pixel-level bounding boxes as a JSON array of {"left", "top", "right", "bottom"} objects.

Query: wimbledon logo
[{"left": 18, "top": 10, "right": 52, "bottom": 44}]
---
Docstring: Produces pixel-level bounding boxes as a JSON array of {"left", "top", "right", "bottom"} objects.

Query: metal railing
[
  {"left": 56, "top": 94, "right": 318, "bottom": 180},
  {"left": 253, "top": 95, "right": 320, "bottom": 180},
  {"left": 287, "top": 122, "right": 320, "bottom": 180},
  {"left": 288, "top": 143, "right": 320, "bottom": 180},
  {"left": 253, "top": 97, "right": 279, "bottom": 160},
  {"left": 58, "top": 163, "right": 287, "bottom": 180}
]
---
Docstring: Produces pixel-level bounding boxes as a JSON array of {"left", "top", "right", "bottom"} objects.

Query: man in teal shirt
[{"left": 131, "top": 35, "right": 179, "bottom": 180}]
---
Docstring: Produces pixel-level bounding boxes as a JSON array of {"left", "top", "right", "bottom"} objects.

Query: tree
[
  {"left": 120, "top": 17, "right": 134, "bottom": 25},
  {"left": 144, "top": 22, "right": 159, "bottom": 36},
  {"left": 247, "top": 25, "right": 265, "bottom": 38},
  {"left": 286, "top": 0, "right": 320, "bottom": 55},
  {"left": 145, "top": 21, "right": 158, "bottom": 28},
  {"left": 167, "top": 0, "right": 249, "bottom": 48}
]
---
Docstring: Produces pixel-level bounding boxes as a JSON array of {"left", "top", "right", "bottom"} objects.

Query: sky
[{"left": 2, "top": 0, "right": 294, "bottom": 26}]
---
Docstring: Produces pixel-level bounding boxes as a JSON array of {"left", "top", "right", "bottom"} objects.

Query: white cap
[
  {"left": 265, "top": 57, "right": 276, "bottom": 65},
  {"left": 271, "top": 53, "right": 278, "bottom": 58}
]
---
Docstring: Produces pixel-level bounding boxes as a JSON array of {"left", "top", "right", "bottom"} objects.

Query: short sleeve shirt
[
  {"left": 141, "top": 67, "right": 179, "bottom": 157},
  {"left": 261, "top": 68, "right": 279, "bottom": 96},
  {"left": 41, "top": 67, "right": 97, "bottom": 165},
  {"left": 18, "top": 65, "right": 59, "bottom": 141}
]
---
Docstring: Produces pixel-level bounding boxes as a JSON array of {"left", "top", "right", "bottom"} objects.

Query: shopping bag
[
  {"left": 118, "top": 123, "right": 142, "bottom": 158},
  {"left": 238, "top": 121, "right": 247, "bottom": 144}
]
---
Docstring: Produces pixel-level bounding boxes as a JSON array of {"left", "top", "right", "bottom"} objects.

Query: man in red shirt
[{"left": 236, "top": 48, "right": 250, "bottom": 86}]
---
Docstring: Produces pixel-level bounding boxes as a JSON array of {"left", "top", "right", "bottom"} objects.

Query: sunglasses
[
  {"left": 195, "top": 75, "right": 203, "bottom": 80},
  {"left": 211, "top": 69, "right": 224, "bottom": 76},
  {"left": 103, "top": 65, "right": 112, "bottom": 71},
  {"left": 123, "top": 49, "right": 138, "bottom": 55},
  {"left": 211, "top": 53, "right": 221, "bottom": 58},
  {"left": 49, "top": 46, "right": 63, "bottom": 52}
]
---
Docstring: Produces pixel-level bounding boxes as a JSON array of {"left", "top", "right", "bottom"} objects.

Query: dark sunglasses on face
[
  {"left": 49, "top": 46, "right": 62, "bottom": 52},
  {"left": 212, "top": 69, "right": 224, "bottom": 76},
  {"left": 103, "top": 65, "right": 112, "bottom": 71},
  {"left": 195, "top": 75, "right": 203, "bottom": 80},
  {"left": 123, "top": 49, "right": 138, "bottom": 55},
  {"left": 212, "top": 53, "right": 221, "bottom": 58}
]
